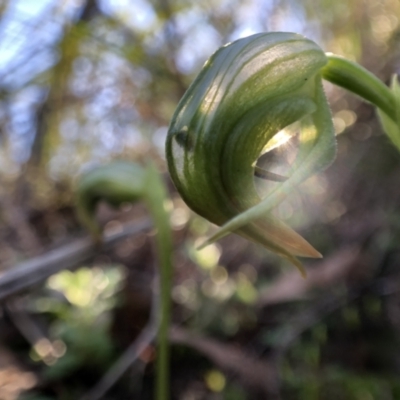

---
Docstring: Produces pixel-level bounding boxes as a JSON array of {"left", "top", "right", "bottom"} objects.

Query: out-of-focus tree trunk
[{"left": 28, "top": 0, "right": 99, "bottom": 170}]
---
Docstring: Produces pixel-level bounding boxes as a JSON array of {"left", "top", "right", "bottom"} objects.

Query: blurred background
[{"left": 1, "top": 0, "right": 400, "bottom": 399}]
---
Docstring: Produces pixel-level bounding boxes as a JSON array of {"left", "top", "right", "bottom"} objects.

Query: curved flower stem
[
  {"left": 322, "top": 54, "right": 400, "bottom": 154},
  {"left": 76, "top": 161, "right": 173, "bottom": 400},
  {"left": 321, "top": 54, "right": 396, "bottom": 120}
]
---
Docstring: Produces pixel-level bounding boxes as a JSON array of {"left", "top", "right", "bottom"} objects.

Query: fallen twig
[
  {"left": 0, "top": 219, "right": 152, "bottom": 301},
  {"left": 257, "top": 246, "right": 361, "bottom": 306},
  {"left": 170, "top": 325, "right": 280, "bottom": 398},
  {"left": 5, "top": 299, "right": 49, "bottom": 347},
  {"left": 80, "top": 275, "right": 160, "bottom": 400}
]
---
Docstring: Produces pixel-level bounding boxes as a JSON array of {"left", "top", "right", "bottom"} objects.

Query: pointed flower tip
[
  {"left": 294, "top": 249, "right": 323, "bottom": 278},
  {"left": 196, "top": 226, "right": 231, "bottom": 251},
  {"left": 286, "top": 234, "right": 324, "bottom": 259},
  {"left": 307, "top": 247, "right": 323, "bottom": 259},
  {"left": 196, "top": 239, "right": 211, "bottom": 251},
  {"left": 291, "top": 258, "right": 307, "bottom": 278}
]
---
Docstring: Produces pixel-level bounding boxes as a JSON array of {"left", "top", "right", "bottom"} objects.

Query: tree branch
[{"left": 0, "top": 219, "right": 152, "bottom": 301}]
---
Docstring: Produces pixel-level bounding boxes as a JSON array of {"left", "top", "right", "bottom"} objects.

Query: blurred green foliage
[{"left": 34, "top": 266, "right": 124, "bottom": 380}]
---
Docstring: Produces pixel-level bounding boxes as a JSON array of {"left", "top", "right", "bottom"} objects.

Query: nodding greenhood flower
[{"left": 166, "top": 32, "right": 400, "bottom": 275}]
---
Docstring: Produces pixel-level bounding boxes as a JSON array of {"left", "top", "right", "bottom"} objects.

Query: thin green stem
[
  {"left": 75, "top": 161, "right": 173, "bottom": 399},
  {"left": 321, "top": 54, "right": 396, "bottom": 121},
  {"left": 144, "top": 163, "right": 173, "bottom": 400}
]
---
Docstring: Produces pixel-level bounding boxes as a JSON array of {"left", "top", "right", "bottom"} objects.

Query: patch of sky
[
  {"left": 274, "top": 13, "right": 306, "bottom": 36},
  {"left": 0, "top": 0, "right": 89, "bottom": 87},
  {"left": 228, "top": 0, "right": 268, "bottom": 41},
  {"left": 85, "top": 86, "right": 120, "bottom": 120},
  {"left": 115, "top": 104, "right": 138, "bottom": 125},
  {"left": 124, "top": 126, "right": 143, "bottom": 149},
  {"left": 7, "top": 0, "right": 55, "bottom": 17},
  {"left": 99, "top": 0, "right": 156, "bottom": 32},
  {"left": 0, "top": 0, "right": 60, "bottom": 73},
  {"left": 9, "top": 136, "right": 30, "bottom": 162},
  {"left": 91, "top": 141, "right": 116, "bottom": 160},
  {"left": 152, "top": 126, "right": 168, "bottom": 156},
  {"left": 85, "top": 98, "right": 110, "bottom": 121},
  {"left": 230, "top": 25, "right": 264, "bottom": 42},
  {"left": 173, "top": 8, "right": 203, "bottom": 36},
  {"left": 97, "top": 119, "right": 117, "bottom": 150},
  {"left": 70, "top": 57, "right": 94, "bottom": 97},
  {"left": 100, "top": 29, "right": 126, "bottom": 49},
  {"left": 0, "top": 0, "right": 74, "bottom": 90},
  {"left": 130, "top": 66, "right": 152, "bottom": 88},
  {"left": 14, "top": 85, "right": 45, "bottom": 104},
  {"left": 7, "top": 85, "right": 44, "bottom": 162},
  {"left": 142, "top": 27, "right": 165, "bottom": 54},
  {"left": 175, "top": 22, "right": 222, "bottom": 75},
  {"left": 268, "top": 1, "right": 318, "bottom": 41},
  {"left": 95, "top": 52, "right": 126, "bottom": 85},
  {"left": 99, "top": 87, "right": 121, "bottom": 109},
  {"left": 60, "top": 117, "right": 80, "bottom": 140},
  {"left": 211, "top": 0, "right": 239, "bottom": 14},
  {"left": 10, "top": 108, "right": 31, "bottom": 134},
  {"left": 73, "top": 56, "right": 93, "bottom": 79},
  {"left": 2, "top": 50, "right": 55, "bottom": 89}
]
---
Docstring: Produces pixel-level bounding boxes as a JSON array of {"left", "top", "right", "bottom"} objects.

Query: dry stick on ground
[
  {"left": 257, "top": 246, "right": 361, "bottom": 306},
  {"left": 81, "top": 323, "right": 158, "bottom": 400},
  {"left": 5, "top": 299, "right": 50, "bottom": 348},
  {"left": 81, "top": 275, "right": 160, "bottom": 400},
  {"left": 5, "top": 298, "right": 66, "bottom": 369},
  {"left": 170, "top": 325, "right": 281, "bottom": 398},
  {"left": 0, "top": 219, "right": 152, "bottom": 302},
  {"left": 83, "top": 321, "right": 283, "bottom": 400},
  {"left": 272, "top": 293, "right": 351, "bottom": 354},
  {"left": 256, "top": 246, "right": 363, "bottom": 357}
]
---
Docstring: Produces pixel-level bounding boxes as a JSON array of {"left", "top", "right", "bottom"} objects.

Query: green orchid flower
[{"left": 166, "top": 32, "right": 400, "bottom": 275}]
